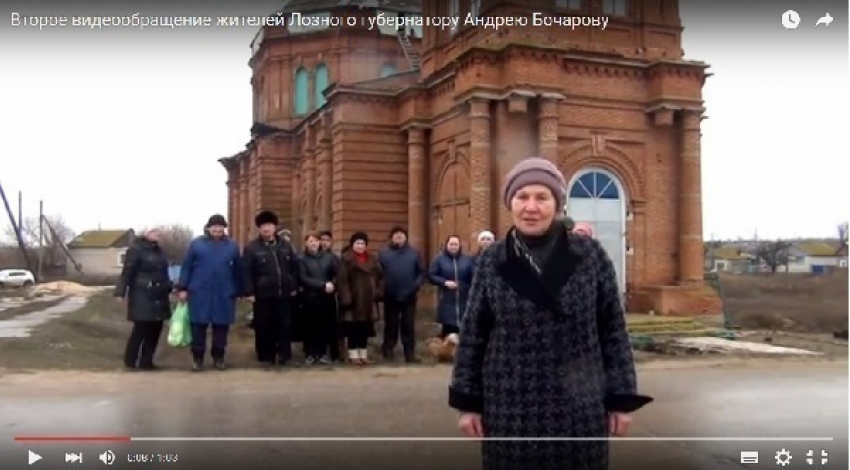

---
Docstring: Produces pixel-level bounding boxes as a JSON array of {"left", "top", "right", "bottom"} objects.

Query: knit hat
[
  {"left": 206, "top": 214, "right": 228, "bottom": 228},
  {"left": 254, "top": 210, "right": 279, "bottom": 227},
  {"left": 478, "top": 230, "right": 495, "bottom": 242},
  {"left": 349, "top": 231, "right": 369, "bottom": 246},
  {"left": 502, "top": 157, "right": 567, "bottom": 209}
]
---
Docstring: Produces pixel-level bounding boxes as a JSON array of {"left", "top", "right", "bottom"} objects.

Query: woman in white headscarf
[{"left": 474, "top": 230, "right": 495, "bottom": 262}]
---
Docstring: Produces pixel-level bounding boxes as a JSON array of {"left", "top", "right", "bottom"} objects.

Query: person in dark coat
[
  {"left": 298, "top": 232, "right": 339, "bottom": 365},
  {"left": 337, "top": 232, "right": 383, "bottom": 365},
  {"left": 377, "top": 226, "right": 426, "bottom": 362},
  {"left": 427, "top": 235, "right": 475, "bottom": 338},
  {"left": 449, "top": 158, "right": 651, "bottom": 470},
  {"left": 114, "top": 228, "right": 172, "bottom": 371},
  {"left": 318, "top": 229, "right": 343, "bottom": 362},
  {"left": 176, "top": 214, "right": 243, "bottom": 372},
  {"left": 242, "top": 210, "right": 300, "bottom": 368}
]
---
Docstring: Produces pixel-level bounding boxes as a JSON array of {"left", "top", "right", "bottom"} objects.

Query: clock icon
[{"left": 782, "top": 10, "right": 801, "bottom": 29}]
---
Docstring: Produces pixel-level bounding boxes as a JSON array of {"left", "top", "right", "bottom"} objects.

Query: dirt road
[{"left": 1, "top": 360, "right": 846, "bottom": 469}]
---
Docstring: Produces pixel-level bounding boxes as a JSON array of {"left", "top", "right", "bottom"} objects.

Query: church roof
[
  {"left": 346, "top": 70, "right": 420, "bottom": 91},
  {"left": 278, "top": 0, "right": 421, "bottom": 14}
]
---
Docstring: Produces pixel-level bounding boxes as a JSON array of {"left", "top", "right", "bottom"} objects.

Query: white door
[{"left": 566, "top": 168, "right": 627, "bottom": 294}]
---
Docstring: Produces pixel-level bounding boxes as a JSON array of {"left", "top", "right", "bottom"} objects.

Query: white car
[{"left": 0, "top": 269, "right": 36, "bottom": 288}]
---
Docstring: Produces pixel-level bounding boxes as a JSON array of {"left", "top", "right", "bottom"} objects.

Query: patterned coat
[{"left": 449, "top": 229, "right": 642, "bottom": 470}]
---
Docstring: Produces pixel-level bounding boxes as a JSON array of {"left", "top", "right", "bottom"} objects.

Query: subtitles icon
[
  {"left": 781, "top": 10, "right": 801, "bottom": 29},
  {"left": 815, "top": 13, "right": 833, "bottom": 27},
  {"left": 740, "top": 451, "right": 759, "bottom": 463}
]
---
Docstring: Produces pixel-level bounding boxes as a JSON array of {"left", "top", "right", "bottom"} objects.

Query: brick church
[{"left": 220, "top": 0, "right": 720, "bottom": 315}]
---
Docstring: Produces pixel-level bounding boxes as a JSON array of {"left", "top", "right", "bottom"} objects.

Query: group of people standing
[{"left": 116, "top": 210, "right": 498, "bottom": 372}]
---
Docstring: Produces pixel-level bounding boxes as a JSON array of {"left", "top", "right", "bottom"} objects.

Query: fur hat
[
  {"left": 502, "top": 157, "right": 567, "bottom": 209},
  {"left": 254, "top": 210, "right": 279, "bottom": 227},
  {"left": 349, "top": 231, "right": 369, "bottom": 247},
  {"left": 206, "top": 214, "right": 227, "bottom": 228}
]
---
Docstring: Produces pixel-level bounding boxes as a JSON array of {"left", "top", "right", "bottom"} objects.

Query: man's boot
[
  {"left": 404, "top": 346, "right": 421, "bottom": 364},
  {"left": 212, "top": 347, "right": 227, "bottom": 370},
  {"left": 382, "top": 347, "right": 395, "bottom": 361},
  {"left": 191, "top": 350, "right": 204, "bottom": 372}
]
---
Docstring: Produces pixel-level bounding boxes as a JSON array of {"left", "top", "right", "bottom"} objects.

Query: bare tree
[
  {"left": 756, "top": 240, "right": 791, "bottom": 273},
  {"left": 141, "top": 224, "right": 194, "bottom": 263},
  {"left": 3, "top": 215, "right": 75, "bottom": 266}
]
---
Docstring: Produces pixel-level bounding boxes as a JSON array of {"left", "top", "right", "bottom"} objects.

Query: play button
[{"left": 28, "top": 450, "right": 42, "bottom": 465}]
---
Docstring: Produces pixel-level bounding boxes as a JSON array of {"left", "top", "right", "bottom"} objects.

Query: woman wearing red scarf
[{"left": 336, "top": 232, "right": 384, "bottom": 365}]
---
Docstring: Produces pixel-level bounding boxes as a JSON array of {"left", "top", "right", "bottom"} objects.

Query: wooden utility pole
[
  {"left": 17, "top": 191, "right": 23, "bottom": 233},
  {"left": 37, "top": 201, "right": 44, "bottom": 281},
  {"left": 0, "top": 181, "right": 32, "bottom": 272}
]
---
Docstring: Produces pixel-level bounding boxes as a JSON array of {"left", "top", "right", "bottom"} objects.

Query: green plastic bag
[{"left": 167, "top": 303, "right": 192, "bottom": 348}]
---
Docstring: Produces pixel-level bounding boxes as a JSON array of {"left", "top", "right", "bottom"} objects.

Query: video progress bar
[{"left": 15, "top": 436, "right": 835, "bottom": 443}]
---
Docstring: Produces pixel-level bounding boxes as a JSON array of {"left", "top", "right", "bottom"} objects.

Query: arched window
[
  {"left": 569, "top": 171, "right": 620, "bottom": 199},
  {"left": 379, "top": 63, "right": 397, "bottom": 78},
  {"left": 293, "top": 67, "right": 309, "bottom": 115},
  {"left": 314, "top": 64, "right": 329, "bottom": 108}
]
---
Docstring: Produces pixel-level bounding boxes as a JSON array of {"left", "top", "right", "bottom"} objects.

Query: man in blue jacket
[
  {"left": 176, "top": 214, "right": 242, "bottom": 372},
  {"left": 378, "top": 226, "right": 425, "bottom": 363}
]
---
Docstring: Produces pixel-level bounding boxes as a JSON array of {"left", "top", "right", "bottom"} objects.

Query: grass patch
[{"left": 0, "top": 292, "right": 449, "bottom": 372}]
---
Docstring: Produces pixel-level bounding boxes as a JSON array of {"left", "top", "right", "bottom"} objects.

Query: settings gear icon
[{"left": 775, "top": 449, "right": 792, "bottom": 466}]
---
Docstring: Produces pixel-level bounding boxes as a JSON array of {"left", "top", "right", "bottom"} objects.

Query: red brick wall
[{"left": 224, "top": 1, "right": 717, "bottom": 313}]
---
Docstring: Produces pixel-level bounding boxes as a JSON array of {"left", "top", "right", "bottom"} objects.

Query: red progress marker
[{"left": 14, "top": 436, "right": 131, "bottom": 443}]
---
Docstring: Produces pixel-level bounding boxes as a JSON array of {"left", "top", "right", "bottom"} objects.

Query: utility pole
[
  {"left": 17, "top": 191, "right": 23, "bottom": 237},
  {"left": 0, "top": 181, "right": 32, "bottom": 272},
  {"left": 37, "top": 201, "right": 44, "bottom": 282}
]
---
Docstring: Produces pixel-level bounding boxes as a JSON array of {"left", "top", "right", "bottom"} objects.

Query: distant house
[
  {"left": 785, "top": 241, "right": 846, "bottom": 273},
  {"left": 67, "top": 229, "right": 135, "bottom": 276},
  {"left": 706, "top": 246, "right": 756, "bottom": 273},
  {"left": 832, "top": 241, "right": 848, "bottom": 268}
]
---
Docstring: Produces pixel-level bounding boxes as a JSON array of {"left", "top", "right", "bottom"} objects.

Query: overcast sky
[{"left": 0, "top": 1, "right": 847, "bottom": 241}]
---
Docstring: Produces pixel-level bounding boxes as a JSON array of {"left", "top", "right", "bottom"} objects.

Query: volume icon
[{"left": 99, "top": 450, "right": 116, "bottom": 465}]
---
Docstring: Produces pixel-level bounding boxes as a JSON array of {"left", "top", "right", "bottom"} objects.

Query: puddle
[
  {"left": 0, "top": 296, "right": 88, "bottom": 338},
  {"left": 0, "top": 298, "right": 26, "bottom": 312}
]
